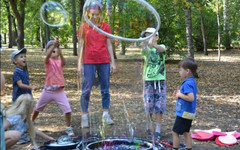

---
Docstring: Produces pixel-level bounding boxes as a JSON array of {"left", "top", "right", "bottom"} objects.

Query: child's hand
[
  {"left": 31, "top": 86, "right": 39, "bottom": 90},
  {"left": 77, "top": 64, "right": 83, "bottom": 75},
  {"left": 173, "top": 89, "right": 180, "bottom": 99},
  {"left": 54, "top": 38, "right": 59, "bottom": 47},
  {"left": 48, "top": 137, "right": 56, "bottom": 142}
]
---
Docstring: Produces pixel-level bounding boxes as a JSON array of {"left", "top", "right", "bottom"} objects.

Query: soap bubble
[{"left": 40, "top": 1, "right": 67, "bottom": 27}]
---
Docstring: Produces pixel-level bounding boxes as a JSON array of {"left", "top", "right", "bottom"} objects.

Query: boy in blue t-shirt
[
  {"left": 11, "top": 48, "right": 39, "bottom": 103},
  {"left": 172, "top": 57, "right": 198, "bottom": 150}
]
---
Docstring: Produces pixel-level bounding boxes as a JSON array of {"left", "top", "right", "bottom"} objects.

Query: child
[
  {"left": 141, "top": 27, "right": 167, "bottom": 140},
  {"left": 4, "top": 94, "right": 55, "bottom": 149},
  {"left": 172, "top": 57, "right": 198, "bottom": 150},
  {"left": 1, "top": 72, "right": 21, "bottom": 150},
  {"left": 32, "top": 39, "right": 75, "bottom": 137},
  {"left": 77, "top": 1, "right": 116, "bottom": 128},
  {"left": 11, "top": 48, "right": 39, "bottom": 103}
]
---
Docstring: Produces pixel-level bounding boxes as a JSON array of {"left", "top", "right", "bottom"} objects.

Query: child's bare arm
[
  {"left": 174, "top": 90, "right": 194, "bottom": 102},
  {"left": 153, "top": 44, "right": 165, "bottom": 52},
  {"left": 77, "top": 38, "right": 84, "bottom": 75},
  {"left": 16, "top": 80, "right": 39, "bottom": 90},
  {"left": 4, "top": 120, "right": 11, "bottom": 130},
  {"left": 45, "top": 39, "right": 59, "bottom": 64},
  {"left": 35, "top": 128, "right": 55, "bottom": 141},
  {"left": 107, "top": 39, "right": 116, "bottom": 73}
]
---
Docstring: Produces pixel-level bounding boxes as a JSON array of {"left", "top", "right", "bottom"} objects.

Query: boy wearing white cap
[
  {"left": 142, "top": 27, "right": 167, "bottom": 140},
  {"left": 11, "top": 48, "right": 39, "bottom": 103}
]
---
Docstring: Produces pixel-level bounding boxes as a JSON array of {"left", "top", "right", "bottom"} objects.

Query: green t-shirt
[{"left": 142, "top": 44, "right": 166, "bottom": 81}]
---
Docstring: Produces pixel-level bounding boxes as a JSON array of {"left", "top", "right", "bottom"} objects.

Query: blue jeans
[{"left": 80, "top": 64, "right": 110, "bottom": 112}]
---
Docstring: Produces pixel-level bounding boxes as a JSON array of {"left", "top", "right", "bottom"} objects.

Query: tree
[
  {"left": 72, "top": 0, "right": 77, "bottom": 56},
  {"left": 217, "top": 0, "right": 221, "bottom": 61},
  {"left": 9, "top": 0, "right": 26, "bottom": 49},
  {"left": 4, "top": 1, "right": 13, "bottom": 48},
  {"left": 195, "top": 0, "right": 209, "bottom": 55},
  {"left": 42, "top": 0, "right": 50, "bottom": 46},
  {"left": 222, "top": 0, "right": 231, "bottom": 50},
  {"left": 200, "top": 10, "right": 208, "bottom": 55},
  {"left": 185, "top": 2, "right": 194, "bottom": 58}
]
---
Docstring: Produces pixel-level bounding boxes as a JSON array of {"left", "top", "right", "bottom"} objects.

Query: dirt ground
[{"left": 1, "top": 46, "right": 239, "bottom": 150}]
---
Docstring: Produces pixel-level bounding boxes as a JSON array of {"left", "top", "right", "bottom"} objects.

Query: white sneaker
[
  {"left": 102, "top": 113, "right": 114, "bottom": 125},
  {"left": 66, "top": 126, "right": 75, "bottom": 137},
  {"left": 81, "top": 117, "right": 89, "bottom": 128}
]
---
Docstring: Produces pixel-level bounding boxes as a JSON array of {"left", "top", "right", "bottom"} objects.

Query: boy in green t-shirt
[{"left": 141, "top": 28, "right": 167, "bottom": 140}]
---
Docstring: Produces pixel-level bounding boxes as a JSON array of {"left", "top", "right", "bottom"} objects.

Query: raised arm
[{"left": 44, "top": 39, "right": 59, "bottom": 64}]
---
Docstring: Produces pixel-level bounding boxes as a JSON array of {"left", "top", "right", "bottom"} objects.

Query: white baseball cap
[{"left": 141, "top": 27, "right": 159, "bottom": 37}]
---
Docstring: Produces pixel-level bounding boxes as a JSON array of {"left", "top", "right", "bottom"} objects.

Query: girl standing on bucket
[
  {"left": 4, "top": 94, "right": 55, "bottom": 149},
  {"left": 32, "top": 39, "right": 75, "bottom": 137},
  {"left": 77, "top": 1, "right": 116, "bottom": 128}
]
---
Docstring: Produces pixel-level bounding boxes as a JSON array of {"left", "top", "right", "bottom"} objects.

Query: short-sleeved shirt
[
  {"left": 45, "top": 58, "right": 65, "bottom": 88},
  {"left": 175, "top": 77, "right": 197, "bottom": 120},
  {"left": 7, "top": 115, "right": 29, "bottom": 142},
  {"left": 12, "top": 67, "right": 32, "bottom": 103},
  {"left": 77, "top": 22, "right": 111, "bottom": 64},
  {"left": 142, "top": 44, "right": 167, "bottom": 81}
]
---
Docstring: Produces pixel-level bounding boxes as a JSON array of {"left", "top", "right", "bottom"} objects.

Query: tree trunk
[
  {"left": 40, "top": 23, "right": 44, "bottom": 51},
  {"left": 4, "top": 33, "right": 7, "bottom": 44},
  {"left": 9, "top": 0, "right": 26, "bottom": 49},
  {"left": 200, "top": 11, "right": 207, "bottom": 55},
  {"left": 111, "top": 2, "right": 117, "bottom": 59},
  {"left": 5, "top": 1, "right": 13, "bottom": 48},
  {"left": 12, "top": 16, "right": 18, "bottom": 46},
  {"left": 185, "top": 5, "right": 194, "bottom": 58},
  {"left": 42, "top": 0, "right": 50, "bottom": 45},
  {"left": 79, "top": 0, "right": 84, "bottom": 22},
  {"left": 120, "top": 42, "right": 126, "bottom": 55},
  {"left": 223, "top": 0, "right": 231, "bottom": 50},
  {"left": 72, "top": 0, "right": 77, "bottom": 56},
  {"left": 119, "top": 0, "right": 126, "bottom": 55},
  {"left": 217, "top": 0, "right": 221, "bottom": 61}
]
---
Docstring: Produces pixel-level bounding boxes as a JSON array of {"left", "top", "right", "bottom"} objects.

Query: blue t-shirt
[
  {"left": 7, "top": 115, "right": 29, "bottom": 142},
  {"left": 12, "top": 67, "right": 32, "bottom": 103},
  {"left": 175, "top": 77, "right": 197, "bottom": 120}
]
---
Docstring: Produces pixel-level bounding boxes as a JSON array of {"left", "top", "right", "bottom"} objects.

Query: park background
[{"left": 1, "top": 0, "right": 240, "bottom": 149}]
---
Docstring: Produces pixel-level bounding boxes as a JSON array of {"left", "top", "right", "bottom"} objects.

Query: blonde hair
[
  {"left": 86, "top": 2, "right": 103, "bottom": 22},
  {"left": 6, "top": 94, "right": 38, "bottom": 148}
]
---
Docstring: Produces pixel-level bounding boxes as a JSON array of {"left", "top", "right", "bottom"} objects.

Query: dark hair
[{"left": 178, "top": 57, "right": 198, "bottom": 75}]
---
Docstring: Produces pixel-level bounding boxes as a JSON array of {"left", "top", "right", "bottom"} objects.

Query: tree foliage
[{"left": 1, "top": 0, "right": 240, "bottom": 55}]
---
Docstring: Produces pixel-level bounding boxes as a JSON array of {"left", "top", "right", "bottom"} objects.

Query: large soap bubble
[
  {"left": 40, "top": 1, "right": 67, "bottom": 27},
  {"left": 82, "top": 0, "right": 160, "bottom": 42}
]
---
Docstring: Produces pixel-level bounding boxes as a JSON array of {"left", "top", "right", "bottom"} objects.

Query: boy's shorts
[
  {"left": 172, "top": 116, "right": 192, "bottom": 135},
  {"left": 35, "top": 88, "right": 71, "bottom": 114},
  {"left": 144, "top": 80, "right": 166, "bottom": 114}
]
